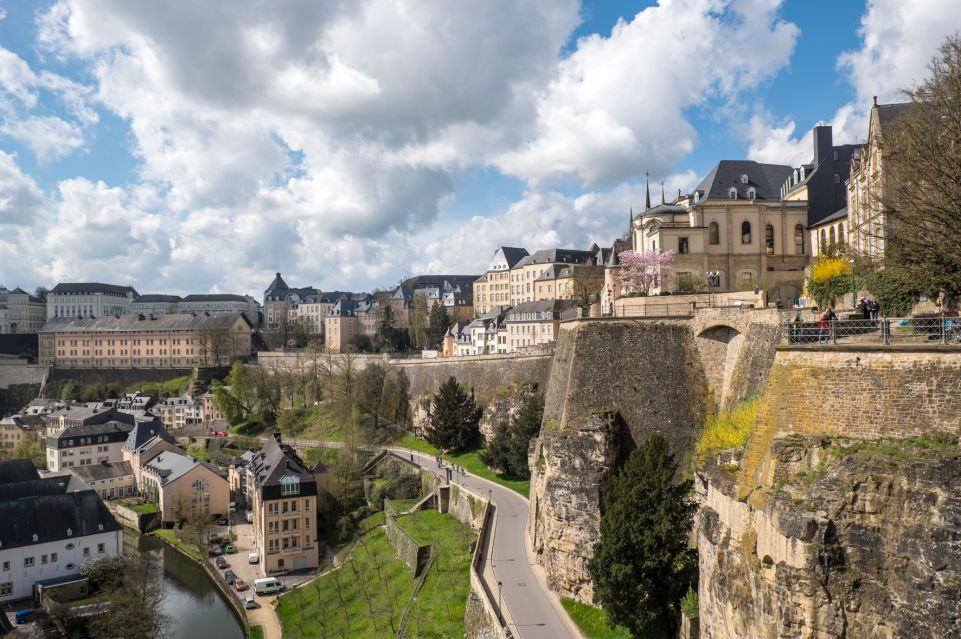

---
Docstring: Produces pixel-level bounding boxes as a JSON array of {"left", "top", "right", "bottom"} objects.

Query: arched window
[
  {"left": 748, "top": 187, "right": 756, "bottom": 201},
  {"left": 709, "top": 221, "right": 720, "bottom": 245},
  {"left": 741, "top": 221, "right": 752, "bottom": 244},
  {"left": 729, "top": 187, "right": 738, "bottom": 200},
  {"left": 765, "top": 224, "right": 775, "bottom": 255},
  {"left": 820, "top": 229, "right": 827, "bottom": 253},
  {"left": 829, "top": 227, "right": 837, "bottom": 245},
  {"left": 740, "top": 174, "right": 749, "bottom": 184},
  {"left": 838, "top": 222, "right": 845, "bottom": 244},
  {"left": 794, "top": 224, "right": 804, "bottom": 255}
]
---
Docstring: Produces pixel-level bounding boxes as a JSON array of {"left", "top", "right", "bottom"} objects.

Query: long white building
[{"left": 0, "top": 459, "right": 122, "bottom": 603}]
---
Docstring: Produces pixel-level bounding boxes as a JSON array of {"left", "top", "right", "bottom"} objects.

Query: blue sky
[{"left": 0, "top": 0, "right": 957, "bottom": 295}]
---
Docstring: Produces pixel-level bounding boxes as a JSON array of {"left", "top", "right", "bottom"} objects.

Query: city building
[
  {"left": 0, "top": 415, "right": 39, "bottom": 459},
  {"left": 464, "top": 306, "right": 509, "bottom": 355},
  {"left": 152, "top": 396, "right": 203, "bottom": 430},
  {"left": 0, "top": 459, "right": 122, "bottom": 603},
  {"left": 509, "top": 248, "right": 596, "bottom": 306},
  {"left": 67, "top": 461, "right": 136, "bottom": 501},
  {"left": 0, "top": 287, "right": 46, "bottom": 334},
  {"left": 249, "top": 433, "right": 319, "bottom": 575},
  {"left": 263, "top": 273, "right": 320, "bottom": 331},
  {"left": 532, "top": 264, "right": 605, "bottom": 304},
  {"left": 632, "top": 160, "right": 807, "bottom": 301},
  {"left": 847, "top": 98, "right": 912, "bottom": 260},
  {"left": 47, "top": 283, "right": 139, "bottom": 320},
  {"left": 38, "top": 312, "right": 253, "bottom": 369},
  {"left": 46, "top": 419, "right": 136, "bottom": 472},
  {"left": 179, "top": 294, "right": 260, "bottom": 322},
  {"left": 130, "top": 295, "right": 182, "bottom": 316},
  {"left": 140, "top": 451, "right": 229, "bottom": 524},
  {"left": 122, "top": 421, "right": 180, "bottom": 486},
  {"left": 474, "top": 247, "right": 529, "bottom": 315},
  {"left": 504, "top": 300, "right": 575, "bottom": 352}
]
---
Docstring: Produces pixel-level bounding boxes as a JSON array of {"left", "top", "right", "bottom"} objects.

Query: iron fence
[{"left": 786, "top": 316, "right": 961, "bottom": 345}]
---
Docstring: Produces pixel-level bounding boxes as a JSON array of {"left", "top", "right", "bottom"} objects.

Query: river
[{"left": 124, "top": 530, "right": 245, "bottom": 639}]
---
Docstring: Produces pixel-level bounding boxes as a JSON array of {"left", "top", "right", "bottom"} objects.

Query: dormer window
[
  {"left": 728, "top": 187, "right": 738, "bottom": 200},
  {"left": 747, "top": 187, "right": 756, "bottom": 201},
  {"left": 694, "top": 192, "right": 700, "bottom": 204},
  {"left": 280, "top": 475, "right": 300, "bottom": 496},
  {"left": 740, "top": 174, "right": 749, "bottom": 184}
]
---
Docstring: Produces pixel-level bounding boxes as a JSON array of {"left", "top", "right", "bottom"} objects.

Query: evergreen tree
[
  {"left": 376, "top": 305, "right": 397, "bottom": 351},
  {"left": 481, "top": 393, "right": 543, "bottom": 477},
  {"left": 426, "top": 301, "right": 452, "bottom": 349},
  {"left": 425, "top": 376, "right": 481, "bottom": 451},
  {"left": 588, "top": 433, "right": 697, "bottom": 639}
]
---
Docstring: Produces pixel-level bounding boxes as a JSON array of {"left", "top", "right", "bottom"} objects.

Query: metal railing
[{"left": 786, "top": 316, "right": 961, "bottom": 345}]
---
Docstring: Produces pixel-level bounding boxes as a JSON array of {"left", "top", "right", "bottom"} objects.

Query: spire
[
  {"left": 661, "top": 180, "right": 665, "bottom": 205},
  {"left": 645, "top": 172, "right": 651, "bottom": 210}
]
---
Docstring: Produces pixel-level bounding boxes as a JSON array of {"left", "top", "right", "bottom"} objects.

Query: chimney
[
  {"left": 813, "top": 125, "right": 833, "bottom": 166},
  {"left": 872, "top": 95, "right": 878, "bottom": 107}
]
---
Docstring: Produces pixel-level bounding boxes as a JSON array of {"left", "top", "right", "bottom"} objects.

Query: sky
[{"left": 0, "top": 0, "right": 959, "bottom": 297}]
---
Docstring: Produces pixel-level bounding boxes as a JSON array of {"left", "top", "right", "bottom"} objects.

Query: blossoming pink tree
[{"left": 618, "top": 249, "right": 675, "bottom": 295}]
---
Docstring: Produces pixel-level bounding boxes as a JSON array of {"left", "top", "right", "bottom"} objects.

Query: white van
[{"left": 254, "top": 577, "right": 283, "bottom": 596}]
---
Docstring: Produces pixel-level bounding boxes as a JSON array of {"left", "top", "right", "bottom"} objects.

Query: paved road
[{"left": 286, "top": 437, "right": 579, "bottom": 639}]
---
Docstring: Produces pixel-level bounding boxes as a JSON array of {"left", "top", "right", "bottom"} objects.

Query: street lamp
[
  {"left": 498, "top": 580, "right": 503, "bottom": 621},
  {"left": 705, "top": 271, "right": 720, "bottom": 307},
  {"left": 849, "top": 258, "right": 856, "bottom": 308}
]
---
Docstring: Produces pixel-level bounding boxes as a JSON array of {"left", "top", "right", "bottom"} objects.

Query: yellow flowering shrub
[{"left": 810, "top": 257, "right": 851, "bottom": 282}]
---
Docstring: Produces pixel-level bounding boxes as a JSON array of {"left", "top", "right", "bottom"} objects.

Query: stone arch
[{"left": 695, "top": 324, "right": 744, "bottom": 409}]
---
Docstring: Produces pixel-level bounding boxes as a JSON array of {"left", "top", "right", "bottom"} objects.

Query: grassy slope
[
  {"left": 392, "top": 510, "right": 476, "bottom": 639},
  {"left": 561, "top": 599, "right": 632, "bottom": 639}
]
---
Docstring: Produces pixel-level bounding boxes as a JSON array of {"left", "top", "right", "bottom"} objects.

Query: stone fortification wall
[
  {"left": 0, "top": 360, "right": 47, "bottom": 416},
  {"left": 43, "top": 367, "right": 198, "bottom": 394},
  {"left": 530, "top": 319, "right": 710, "bottom": 602},
  {"left": 740, "top": 346, "right": 961, "bottom": 499},
  {"left": 386, "top": 513, "right": 431, "bottom": 576}
]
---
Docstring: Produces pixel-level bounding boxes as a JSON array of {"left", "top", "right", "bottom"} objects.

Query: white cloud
[
  {"left": 748, "top": 0, "right": 961, "bottom": 166},
  {"left": 0, "top": 150, "right": 49, "bottom": 226},
  {"left": 1, "top": 115, "right": 85, "bottom": 164},
  {"left": 496, "top": 0, "right": 800, "bottom": 187}
]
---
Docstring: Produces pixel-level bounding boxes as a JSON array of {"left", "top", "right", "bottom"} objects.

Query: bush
[
  {"left": 673, "top": 273, "right": 705, "bottom": 294},
  {"left": 694, "top": 397, "right": 760, "bottom": 467},
  {"left": 864, "top": 267, "right": 927, "bottom": 317},
  {"left": 806, "top": 257, "right": 854, "bottom": 309},
  {"left": 680, "top": 586, "right": 699, "bottom": 617}
]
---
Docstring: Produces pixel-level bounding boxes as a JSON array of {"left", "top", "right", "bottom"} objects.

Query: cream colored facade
[
  {"left": 38, "top": 313, "right": 251, "bottom": 368},
  {"left": 532, "top": 265, "right": 605, "bottom": 303},
  {"left": 140, "top": 451, "right": 230, "bottom": 523},
  {"left": 0, "top": 288, "right": 46, "bottom": 334},
  {"left": 0, "top": 417, "right": 31, "bottom": 457},
  {"left": 474, "top": 247, "right": 528, "bottom": 315},
  {"left": 847, "top": 100, "right": 909, "bottom": 260},
  {"left": 809, "top": 213, "right": 848, "bottom": 258},
  {"left": 633, "top": 195, "right": 809, "bottom": 300},
  {"left": 324, "top": 315, "right": 356, "bottom": 353}
]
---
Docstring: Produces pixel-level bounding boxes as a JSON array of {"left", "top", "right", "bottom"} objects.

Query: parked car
[
  {"left": 15, "top": 609, "right": 39, "bottom": 624},
  {"left": 248, "top": 552, "right": 260, "bottom": 564},
  {"left": 224, "top": 543, "right": 237, "bottom": 554},
  {"left": 209, "top": 544, "right": 224, "bottom": 556},
  {"left": 224, "top": 570, "right": 237, "bottom": 585},
  {"left": 243, "top": 595, "right": 257, "bottom": 610},
  {"left": 245, "top": 511, "right": 253, "bottom": 523},
  {"left": 234, "top": 579, "right": 249, "bottom": 592},
  {"left": 216, "top": 517, "right": 229, "bottom": 526},
  {"left": 215, "top": 557, "right": 228, "bottom": 569},
  {"left": 229, "top": 501, "right": 237, "bottom": 512}
]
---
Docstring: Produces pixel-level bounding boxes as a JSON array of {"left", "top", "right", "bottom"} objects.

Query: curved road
[{"left": 283, "top": 438, "right": 580, "bottom": 639}]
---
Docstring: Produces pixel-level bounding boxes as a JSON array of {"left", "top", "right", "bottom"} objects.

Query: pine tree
[
  {"left": 427, "top": 301, "right": 452, "bottom": 349},
  {"left": 425, "top": 376, "right": 481, "bottom": 451},
  {"left": 481, "top": 393, "right": 543, "bottom": 477},
  {"left": 588, "top": 433, "right": 697, "bottom": 638}
]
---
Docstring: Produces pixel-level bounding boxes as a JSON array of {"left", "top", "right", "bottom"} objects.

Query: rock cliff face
[
  {"left": 698, "top": 436, "right": 961, "bottom": 639},
  {"left": 528, "top": 319, "right": 710, "bottom": 602},
  {"left": 477, "top": 384, "right": 538, "bottom": 443}
]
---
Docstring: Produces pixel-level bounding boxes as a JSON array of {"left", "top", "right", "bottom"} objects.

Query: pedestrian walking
[
  {"left": 791, "top": 312, "right": 803, "bottom": 343},
  {"left": 870, "top": 300, "right": 879, "bottom": 322},
  {"left": 818, "top": 311, "right": 829, "bottom": 343},
  {"left": 861, "top": 298, "right": 871, "bottom": 321}
]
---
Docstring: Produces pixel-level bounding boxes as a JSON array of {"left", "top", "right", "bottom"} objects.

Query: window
[
  {"left": 740, "top": 174, "right": 749, "bottom": 184},
  {"left": 728, "top": 187, "right": 737, "bottom": 199},
  {"left": 820, "top": 229, "right": 828, "bottom": 253},
  {"left": 739, "top": 272, "right": 754, "bottom": 285},
  {"left": 1, "top": 561, "right": 8, "bottom": 571},
  {"left": 829, "top": 227, "right": 836, "bottom": 245},
  {"left": 794, "top": 224, "right": 805, "bottom": 255},
  {"left": 833, "top": 150, "right": 839, "bottom": 161},
  {"left": 24, "top": 557, "right": 35, "bottom": 567},
  {"left": 741, "top": 221, "right": 752, "bottom": 244},
  {"left": 833, "top": 173, "right": 840, "bottom": 184},
  {"left": 97, "top": 543, "right": 105, "bottom": 554},
  {"left": 678, "top": 237, "right": 689, "bottom": 254},
  {"left": 83, "top": 547, "right": 90, "bottom": 557},
  {"left": 838, "top": 223, "right": 845, "bottom": 243},
  {"left": 765, "top": 224, "right": 775, "bottom": 255},
  {"left": 41, "top": 555, "right": 48, "bottom": 565},
  {"left": 50, "top": 553, "right": 57, "bottom": 562},
  {"left": 747, "top": 187, "right": 756, "bottom": 201},
  {"left": 0, "top": 582, "right": 11, "bottom": 597}
]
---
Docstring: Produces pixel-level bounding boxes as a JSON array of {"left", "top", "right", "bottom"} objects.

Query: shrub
[
  {"left": 806, "top": 257, "right": 854, "bottom": 309},
  {"left": 694, "top": 397, "right": 760, "bottom": 467},
  {"left": 680, "top": 586, "right": 699, "bottom": 617},
  {"left": 864, "top": 266, "right": 927, "bottom": 317}
]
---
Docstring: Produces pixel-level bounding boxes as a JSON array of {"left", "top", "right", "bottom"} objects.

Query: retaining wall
[{"left": 386, "top": 513, "right": 432, "bottom": 576}]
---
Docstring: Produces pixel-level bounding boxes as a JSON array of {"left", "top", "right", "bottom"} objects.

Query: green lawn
[
  {"left": 277, "top": 528, "right": 417, "bottom": 638},
  {"left": 446, "top": 449, "right": 530, "bottom": 498},
  {"left": 117, "top": 499, "right": 158, "bottom": 514},
  {"left": 248, "top": 626, "right": 264, "bottom": 639},
  {"left": 389, "top": 498, "right": 420, "bottom": 513},
  {"left": 396, "top": 510, "right": 475, "bottom": 639},
  {"left": 152, "top": 529, "right": 203, "bottom": 562},
  {"left": 395, "top": 435, "right": 531, "bottom": 498},
  {"left": 562, "top": 598, "right": 632, "bottom": 639}
]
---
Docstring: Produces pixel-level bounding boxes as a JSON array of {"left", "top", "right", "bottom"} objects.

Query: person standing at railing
[
  {"left": 818, "top": 311, "right": 829, "bottom": 344},
  {"left": 861, "top": 298, "right": 871, "bottom": 321},
  {"left": 791, "top": 312, "right": 803, "bottom": 343},
  {"left": 870, "top": 299, "right": 880, "bottom": 322}
]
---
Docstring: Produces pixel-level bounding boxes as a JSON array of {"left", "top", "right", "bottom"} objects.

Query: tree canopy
[
  {"left": 425, "top": 376, "right": 481, "bottom": 451},
  {"left": 481, "top": 392, "right": 543, "bottom": 477},
  {"left": 588, "top": 433, "right": 697, "bottom": 638}
]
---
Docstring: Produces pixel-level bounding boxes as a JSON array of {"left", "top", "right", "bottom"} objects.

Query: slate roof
[
  {"left": 401, "top": 275, "right": 480, "bottom": 290},
  {"left": 876, "top": 102, "right": 912, "bottom": 128},
  {"left": 50, "top": 282, "right": 139, "bottom": 297},
  {"left": 181, "top": 294, "right": 250, "bottom": 302},
  {"left": 0, "top": 477, "right": 71, "bottom": 503},
  {"left": 134, "top": 294, "right": 182, "bottom": 303},
  {"left": 0, "top": 459, "right": 41, "bottom": 485},
  {"left": 810, "top": 206, "right": 848, "bottom": 228},
  {"left": 68, "top": 461, "right": 134, "bottom": 483},
  {"left": 496, "top": 247, "right": 530, "bottom": 269},
  {"left": 45, "top": 404, "right": 124, "bottom": 425},
  {"left": 693, "top": 160, "right": 793, "bottom": 202},
  {"left": 251, "top": 434, "right": 313, "bottom": 488},
  {"left": 124, "top": 421, "right": 176, "bottom": 453},
  {"left": 38, "top": 312, "right": 251, "bottom": 333},
  {"left": 524, "top": 248, "right": 595, "bottom": 265},
  {"left": 264, "top": 273, "right": 289, "bottom": 297},
  {"left": 142, "top": 451, "right": 218, "bottom": 485},
  {"left": 0, "top": 489, "right": 121, "bottom": 551}
]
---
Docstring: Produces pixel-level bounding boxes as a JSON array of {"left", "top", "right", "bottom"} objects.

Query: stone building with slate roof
[
  {"left": 846, "top": 98, "right": 913, "bottom": 260},
  {"left": 0, "top": 459, "right": 121, "bottom": 602},
  {"left": 263, "top": 272, "right": 321, "bottom": 330},
  {"left": 47, "top": 282, "right": 139, "bottom": 320},
  {"left": 0, "top": 286, "right": 46, "bottom": 334},
  {"left": 632, "top": 159, "right": 807, "bottom": 301},
  {"left": 249, "top": 433, "right": 319, "bottom": 575},
  {"left": 38, "top": 312, "right": 252, "bottom": 368},
  {"left": 474, "top": 246, "right": 530, "bottom": 315},
  {"left": 140, "top": 450, "right": 229, "bottom": 524}
]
